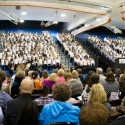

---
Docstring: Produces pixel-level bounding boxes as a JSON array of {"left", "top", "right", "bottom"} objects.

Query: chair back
[
  {"left": 32, "top": 89, "right": 43, "bottom": 95},
  {"left": 109, "top": 99, "right": 122, "bottom": 107}
]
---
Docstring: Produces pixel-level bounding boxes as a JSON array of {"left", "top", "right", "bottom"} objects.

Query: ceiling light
[
  {"left": 85, "top": 24, "right": 90, "bottom": 27},
  {"left": 96, "top": 18, "right": 101, "bottom": 21},
  {"left": 21, "top": 11, "right": 27, "bottom": 15},
  {"left": 60, "top": 13, "right": 66, "bottom": 17},
  {"left": 53, "top": 21, "right": 58, "bottom": 24},
  {"left": 20, "top": 19, "right": 24, "bottom": 23}
]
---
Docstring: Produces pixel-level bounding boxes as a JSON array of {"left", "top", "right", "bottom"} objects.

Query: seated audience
[
  {"left": 72, "top": 70, "right": 80, "bottom": 80},
  {"left": 34, "top": 85, "right": 54, "bottom": 105},
  {"left": 84, "top": 71, "right": 95, "bottom": 85},
  {"left": 96, "top": 67, "right": 105, "bottom": 83},
  {"left": 119, "top": 75, "right": 125, "bottom": 99},
  {"left": 6, "top": 78, "right": 38, "bottom": 125},
  {"left": 115, "top": 68, "right": 121, "bottom": 81},
  {"left": 11, "top": 71, "right": 25, "bottom": 97},
  {"left": 65, "top": 68, "right": 71, "bottom": 73},
  {"left": 102, "top": 71, "right": 119, "bottom": 97},
  {"left": 81, "top": 73, "right": 99, "bottom": 102},
  {"left": 79, "top": 102, "right": 110, "bottom": 125},
  {"left": 28, "top": 70, "right": 34, "bottom": 79},
  {"left": 56, "top": 69, "right": 65, "bottom": 83},
  {"left": 0, "top": 70, "right": 12, "bottom": 114},
  {"left": 64, "top": 72, "right": 83, "bottom": 96},
  {"left": 88, "top": 83, "right": 111, "bottom": 112},
  {"left": 110, "top": 97, "right": 125, "bottom": 125},
  {"left": 43, "top": 73, "right": 57, "bottom": 89},
  {"left": 77, "top": 69, "right": 85, "bottom": 86},
  {"left": 52, "top": 69, "right": 58, "bottom": 74},
  {"left": 32, "top": 71, "right": 42, "bottom": 89},
  {"left": 40, "top": 70, "right": 49, "bottom": 86},
  {"left": 38, "top": 83, "right": 80, "bottom": 125},
  {"left": 0, "top": 107, "right": 4, "bottom": 125},
  {"left": 1, "top": 76, "right": 9, "bottom": 94},
  {"left": 16, "top": 101, "right": 37, "bottom": 125},
  {"left": 25, "top": 69, "right": 30, "bottom": 78}
]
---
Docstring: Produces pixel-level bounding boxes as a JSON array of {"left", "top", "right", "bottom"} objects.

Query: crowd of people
[
  {"left": 56, "top": 33, "right": 95, "bottom": 67},
  {"left": 0, "top": 31, "right": 61, "bottom": 72},
  {"left": 0, "top": 66, "right": 124, "bottom": 125},
  {"left": 0, "top": 31, "right": 125, "bottom": 125},
  {"left": 87, "top": 35, "right": 125, "bottom": 62}
]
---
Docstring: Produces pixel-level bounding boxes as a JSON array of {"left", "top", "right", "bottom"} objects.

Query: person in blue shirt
[{"left": 38, "top": 83, "right": 80, "bottom": 125}]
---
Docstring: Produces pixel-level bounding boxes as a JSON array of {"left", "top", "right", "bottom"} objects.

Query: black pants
[
  {"left": 48, "top": 64, "right": 51, "bottom": 70},
  {"left": 53, "top": 65, "right": 56, "bottom": 69},
  {"left": 44, "top": 64, "right": 47, "bottom": 69}
]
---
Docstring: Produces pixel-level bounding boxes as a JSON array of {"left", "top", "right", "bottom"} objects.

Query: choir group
[{"left": 0, "top": 31, "right": 60, "bottom": 70}]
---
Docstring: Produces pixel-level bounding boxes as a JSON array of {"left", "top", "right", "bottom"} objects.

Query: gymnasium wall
[{"left": 0, "top": 20, "right": 64, "bottom": 40}]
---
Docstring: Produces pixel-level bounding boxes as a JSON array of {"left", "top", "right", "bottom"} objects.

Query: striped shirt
[
  {"left": 0, "top": 91, "right": 12, "bottom": 113},
  {"left": 34, "top": 96, "right": 54, "bottom": 105},
  {"left": 102, "top": 80, "right": 119, "bottom": 95}
]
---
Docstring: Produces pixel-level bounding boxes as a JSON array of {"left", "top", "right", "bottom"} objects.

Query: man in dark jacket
[{"left": 6, "top": 78, "right": 38, "bottom": 125}]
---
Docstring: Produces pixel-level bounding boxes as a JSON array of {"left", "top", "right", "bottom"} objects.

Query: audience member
[
  {"left": 79, "top": 102, "right": 110, "bottom": 125},
  {"left": 96, "top": 67, "right": 105, "bottom": 83},
  {"left": 56, "top": 69, "right": 65, "bottom": 83},
  {"left": 28, "top": 70, "right": 34, "bottom": 79},
  {"left": 32, "top": 71, "right": 42, "bottom": 89},
  {"left": 84, "top": 70, "right": 95, "bottom": 85},
  {"left": 6, "top": 78, "right": 38, "bottom": 125},
  {"left": 16, "top": 101, "right": 37, "bottom": 125},
  {"left": 88, "top": 83, "right": 111, "bottom": 111},
  {"left": 119, "top": 75, "right": 125, "bottom": 99},
  {"left": 0, "top": 70, "right": 12, "bottom": 114},
  {"left": 102, "top": 71, "right": 119, "bottom": 97},
  {"left": 64, "top": 72, "right": 83, "bottom": 96},
  {"left": 11, "top": 71, "right": 25, "bottom": 97},
  {"left": 25, "top": 69, "right": 30, "bottom": 77},
  {"left": 81, "top": 73, "right": 99, "bottom": 102},
  {"left": 52, "top": 69, "right": 58, "bottom": 74},
  {"left": 38, "top": 83, "right": 80, "bottom": 125},
  {"left": 40, "top": 70, "right": 49, "bottom": 86},
  {"left": 77, "top": 69, "right": 85, "bottom": 86},
  {"left": 1, "top": 75, "right": 9, "bottom": 94},
  {"left": 115, "top": 68, "right": 121, "bottom": 81},
  {"left": 110, "top": 97, "right": 125, "bottom": 125},
  {"left": 34, "top": 85, "right": 54, "bottom": 105},
  {"left": 43, "top": 73, "right": 57, "bottom": 89},
  {"left": 65, "top": 68, "right": 71, "bottom": 73}
]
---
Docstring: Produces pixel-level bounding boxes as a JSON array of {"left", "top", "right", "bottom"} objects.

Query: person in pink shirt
[{"left": 56, "top": 69, "right": 66, "bottom": 83}]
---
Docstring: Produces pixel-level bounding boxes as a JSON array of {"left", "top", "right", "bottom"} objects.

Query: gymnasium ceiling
[{"left": 0, "top": 0, "right": 125, "bottom": 33}]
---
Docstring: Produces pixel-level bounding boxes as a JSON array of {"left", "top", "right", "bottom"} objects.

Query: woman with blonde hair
[
  {"left": 43, "top": 73, "right": 57, "bottom": 89},
  {"left": 56, "top": 69, "right": 65, "bottom": 83},
  {"left": 88, "top": 83, "right": 111, "bottom": 112}
]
